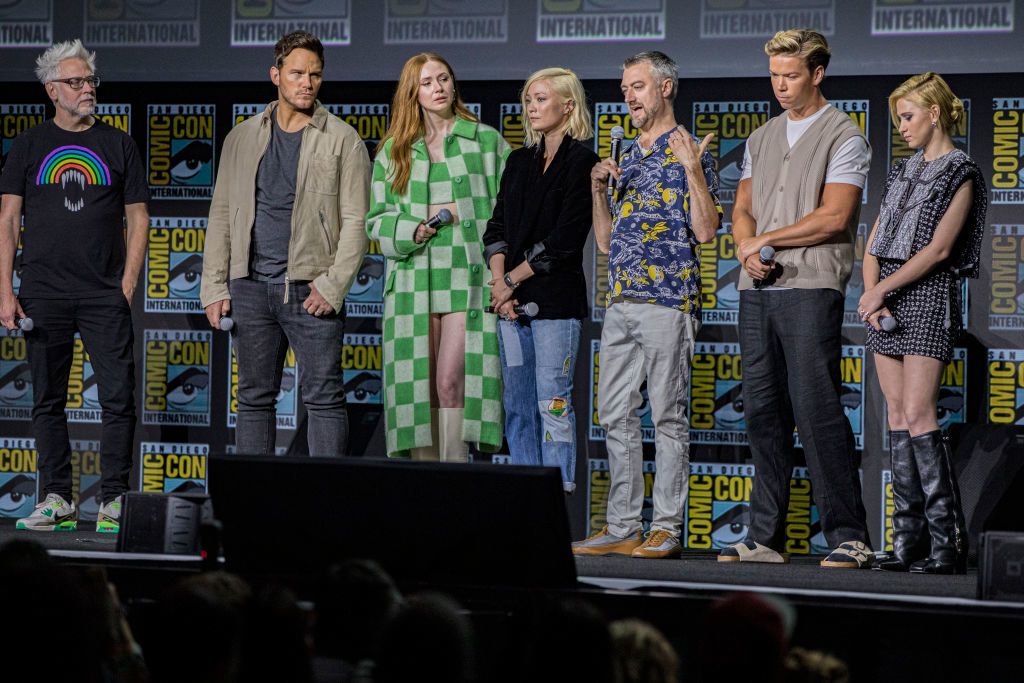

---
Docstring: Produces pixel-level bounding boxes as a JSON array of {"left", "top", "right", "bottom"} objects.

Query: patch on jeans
[
  {"left": 547, "top": 397, "right": 567, "bottom": 417},
  {"left": 562, "top": 355, "right": 571, "bottom": 376},
  {"left": 545, "top": 431, "right": 553, "bottom": 442}
]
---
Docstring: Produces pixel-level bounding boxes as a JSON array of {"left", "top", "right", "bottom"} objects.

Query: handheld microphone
[
  {"left": 16, "top": 317, "right": 33, "bottom": 332},
  {"left": 485, "top": 302, "right": 539, "bottom": 317},
  {"left": 879, "top": 316, "right": 897, "bottom": 332},
  {"left": 608, "top": 126, "right": 625, "bottom": 190},
  {"left": 424, "top": 208, "right": 453, "bottom": 231},
  {"left": 219, "top": 316, "right": 234, "bottom": 332},
  {"left": 754, "top": 245, "right": 775, "bottom": 289}
]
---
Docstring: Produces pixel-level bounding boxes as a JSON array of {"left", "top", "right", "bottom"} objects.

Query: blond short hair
[
  {"left": 764, "top": 29, "right": 831, "bottom": 74},
  {"left": 888, "top": 72, "right": 964, "bottom": 134},
  {"left": 521, "top": 67, "right": 593, "bottom": 147}
]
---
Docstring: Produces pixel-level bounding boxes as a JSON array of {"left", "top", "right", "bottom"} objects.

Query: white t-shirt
[{"left": 740, "top": 104, "right": 870, "bottom": 187}]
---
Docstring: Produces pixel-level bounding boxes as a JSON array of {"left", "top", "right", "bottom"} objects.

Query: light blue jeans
[{"left": 497, "top": 317, "right": 581, "bottom": 492}]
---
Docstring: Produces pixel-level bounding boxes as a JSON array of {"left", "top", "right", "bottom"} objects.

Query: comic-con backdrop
[{"left": 0, "top": 71, "right": 1022, "bottom": 542}]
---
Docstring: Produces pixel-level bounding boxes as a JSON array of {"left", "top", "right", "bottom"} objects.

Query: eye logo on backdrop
[
  {"left": 0, "top": 333, "right": 31, "bottom": 421},
  {"left": 500, "top": 103, "right": 523, "bottom": 150},
  {"left": 1, "top": 104, "right": 44, "bottom": 172},
  {"left": 71, "top": 440, "right": 101, "bottom": 522},
  {"left": 991, "top": 97, "right": 1024, "bottom": 204},
  {"left": 84, "top": 0, "right": 199, "bottom": 46},
  {"left": 35, "top": 145, "right": 111, "bottom": 213},
  {"left": 699, "top": 0, "right": 835, "bottom": 39},
  {"left": 686, "top": 463, "right": 754, "bottom": 549},
  {"left": 989, "top": 224, "right": 1024, "bottom": 331},
  {"left": 140, "top": 442, "right": 208, "bottom": 493},
  {"left": 148, "top": 104, "right": 215, "bottom": 199},
  {"left": 143, "top": 330, "right": 212, "bottom": 426},
  {"left": 342, "top": 334, "right": 382, "bottom": 405},
  {"left": 345, "top": 243, "right": 384, "bottom": 318},
  {"left": 66, "top": 335, "right": 100, "bottom": 424},
  {"left": 691, "top": 100, "right": 768, "bottom": 205},
  {"left": 228, "top": 343, "right": 297, "bottom": 429},
  {"left": 871, "top": 0, "right": 1013, "bottom": 35},
  {"left": 536, "top": 0, "right": 664, "bottom": 42},
  {"left": 585, "top": 458, "right": 656, "bottom": 537},
  {"left": 833, "top": 99, "right": 868, "bottom": 202},
  {"left": 881, "top": 348, "right": 967, "bottom": 451},
  {"left": 0, "top": 2, "right": 52, "bottom": 47},
  {"left": 697, "top": 223, "right": 741, "bottom": 325},
  {"left": 689, "top": 342, "right": 748, "bottom": 445},
  {"left": 385, "top": 0, "right": 507, "bottom": 44},
  {"left": 145, "top": 217, "right": 206, "bottom": 313},
  {"left": 0, "top": 437, "right": 36, "bottom": 518},
  {"left": 232, "top": 0, "right": 351, "bottom": 46},
  {"left": 987, "top": 349, "right": 1023, "bottom": 425},
  {"left": 590, "top": 340, "right": 654, "bottom": 443}
]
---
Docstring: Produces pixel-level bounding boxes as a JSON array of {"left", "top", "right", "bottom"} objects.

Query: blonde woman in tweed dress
[{"left": 368, "top": 53, "right": 510, "bottom": 460}]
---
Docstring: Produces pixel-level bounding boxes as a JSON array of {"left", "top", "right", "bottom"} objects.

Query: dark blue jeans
[
  {"left": 229, "top": 278, "right": 347, "bottom": 457},
  {"left": 21, "top": 294, "right": 135, "bottom": 504},
  {"left": 738, "top": 288, "right": 869, "bottom": 551}
]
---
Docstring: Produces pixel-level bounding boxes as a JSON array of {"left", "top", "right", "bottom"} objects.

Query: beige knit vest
[{"left": 737, "top": 105, "right": 866, "bottom": 292}]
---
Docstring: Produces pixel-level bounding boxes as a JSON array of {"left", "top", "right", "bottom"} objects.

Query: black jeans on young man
[
  {"left": 738, "top": 288, "right": 870, "bottom": 551},
  {"left": 21, "top": 293, "right": 136, "bottom": 505}
]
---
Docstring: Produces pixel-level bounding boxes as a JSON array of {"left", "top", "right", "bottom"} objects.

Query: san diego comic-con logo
[
  {"left": 66, "top": 334, "right": 101, "bottom": 424},
  {"left": 881, "top": 469, "right": 894, "bottom": 552},
  {"left": 536, "top": 0, "right": 664, "bottom": 42},
  {"left": 0, "top": 331, "right": 31, "bottom": 421},
  {"left": 143, "top": 329, "right": 212, "bottom": 426},
  {"left": 71, "top": 440, "right": 102, "bottom": 522},
  {"left": 692, "top": 100, "right": 768, "bottom": 205},
  {"left": 324, "top": 103, "right": 390, "bottom": 161},
  {"left": 992, "top": 98, "right": 1024, "bottom": 204},
  {"left": 500, "top": 103, "right": 523, "bottom": 150},
  {"left": 686, "top": 463, "right": 754, "bottom": 550},
  {"left": 883, "top": 348, "right": 967, "bottom": 453},
  {"left": 145, "top": 217, "right": 206, "bottom": 313},
  {"left": 36, "top": 143, "right": 111, "bottom": 213},
  {"left": 342, "top": 334, "right": 382, "bottom": 405},
  {"left": 227, "top": 342, "right": 297, "bottom": 429},
  {"left": 147, "top": 104, "right": 215, "bottom": 199},
  {"left": 0, "top": 438, "right": 36, "bottom": 519},
  {"left": 0, "top": 2, "right": 52, "bottom": 48},
  {"left": 890, "top": 98, "right": 971, "bottom": 169},
  {"left": 696, "top": 222, "right": 741, "bottom": 325},
  {"left": 586, "top": 458, "right": 656, "bottom": 537},
  {"left": 346, "top": 241, "right": 384, "bottom": 318},
  {"left": 1, "top": 103, "right": 44, "bottom": 172},
  {"left": 233, "top": 0, "right": 351, "bottom": 46},
  {"left": 384, "top": 0, "right": 506, "bottom": 45},
  {"left": 989, "top": 224, "right": 1024, "bottom": 330},
  {"left": 94, "top": 102, "right": 131, "bottom": 132},
  {"left": 784, "top": 467, "right": 830, "bottom": 556},
  {"left": 833, "top": 100, "right": 869, "bottom": 202},
  {"left": 987, "top": 349, "right": 1024, "bottom": 425},
  {"left": 795, "top": 345, "right": 865, "bottom": 451},
  {"left": 589, "top": 340, "right": 655, "bottom": 443},
  {"left": 140, "top": 442, "right": 208, "bottom": 494},
  {"left": 591, "top": 247, "right": 610, "bottom": 322},
  {"left": 871, "top": 0, "right": 1013, "bottom": 35},
  {"left": 232, "top": 103, "right": 262, "bottom": 127},
  {"left": 699, "top": 0, "right": 835, "bottom": 39},
  {"left": 689, "top": 342, "right": 747, "bottom": 446},
  {"left": 84, "top": 0, "right": 199, "bottom": 47}
]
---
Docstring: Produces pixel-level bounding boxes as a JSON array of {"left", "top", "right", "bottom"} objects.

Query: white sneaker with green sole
[
  {"left": 16, "top": 493, "right": 77, "bottom": 531},
  {"left": 96, "top": 495, "right": 123, "bottom": 533}
]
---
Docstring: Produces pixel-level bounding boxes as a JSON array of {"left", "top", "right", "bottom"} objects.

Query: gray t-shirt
[{"left": 249, "top": 114, "right": 303, "bottom": 282}]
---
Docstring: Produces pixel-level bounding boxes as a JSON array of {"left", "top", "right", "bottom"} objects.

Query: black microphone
[
  {"left": 424, "top": 208, "right": 453, "bottom": 232},
  {"left": 754, "top": 245, "right": 774, "bottom": 289},
  {"left": 608, "top": 126, "right": 625, "bottom": 190},
  {"left": 16, "top": 317, "right": 33, "bottom": 332},
  {"left": 219, "top": 316, "right": 234, "bottom": 332},
  {"left": 485, "top": 302, "right": 539, "bottom": 317}
]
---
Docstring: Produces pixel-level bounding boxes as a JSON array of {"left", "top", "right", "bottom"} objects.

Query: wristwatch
[{"left": 503, "top": 273, "right": 518, "bottom": 289}]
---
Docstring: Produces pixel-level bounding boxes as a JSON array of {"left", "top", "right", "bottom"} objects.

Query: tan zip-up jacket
[{"left": 200, "top": 100, "right": 370, "bottom": 310}]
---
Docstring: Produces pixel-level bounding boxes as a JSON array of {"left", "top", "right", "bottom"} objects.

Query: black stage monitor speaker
[
  {"left": 116, "top": 492, "right": 210, "bottom": 555},
  {"left": 979, "top": 531, "right": 1024, "bottom": 601},
  {"left": 950, "top": 424, "right": 1024, "bottom": 560},
  {"left": 207, "top": 456, "right": 577, "bottom": 589}
]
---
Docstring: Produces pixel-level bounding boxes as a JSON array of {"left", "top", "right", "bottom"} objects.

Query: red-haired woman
[{"left": 367, "top": 53, "right": 510, "bottom": 460}]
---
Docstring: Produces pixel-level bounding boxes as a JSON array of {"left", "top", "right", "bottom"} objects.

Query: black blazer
[{"left": 483, "top": 135, "right": 599, "bottom": 320}]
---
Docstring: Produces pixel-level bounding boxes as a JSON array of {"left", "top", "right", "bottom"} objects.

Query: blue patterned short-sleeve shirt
[{"left": 608, "top": 129, "right": 722, "bottom": 315}]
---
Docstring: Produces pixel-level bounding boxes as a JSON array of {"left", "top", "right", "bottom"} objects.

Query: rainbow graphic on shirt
[{"left": 35, "top": 145, "right": 110, "bottom": 212}]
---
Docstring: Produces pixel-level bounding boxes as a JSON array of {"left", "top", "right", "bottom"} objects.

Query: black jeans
[
  {"left": 738, "top": 288, "right": 869, "bottom": 551},
  {"left": 21, "top": 294, "right": 136, "bottom": 504}
]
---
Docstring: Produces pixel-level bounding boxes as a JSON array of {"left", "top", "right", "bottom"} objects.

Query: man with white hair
[{"left": 0, "top": 39, "right": 149, "bottom": 532}]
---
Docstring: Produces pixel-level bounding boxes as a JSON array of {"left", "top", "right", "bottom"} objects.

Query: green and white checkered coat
[{"left": 367, "top": 118, "right": 511, "bottom": 457}]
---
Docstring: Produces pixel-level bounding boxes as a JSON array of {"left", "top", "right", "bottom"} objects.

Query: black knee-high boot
[
  {"left": 909, "top": 430, "right": 967, "bottom": 574},
  {"left": 877, "top": 430, "right": 930, "bottom": 571}
]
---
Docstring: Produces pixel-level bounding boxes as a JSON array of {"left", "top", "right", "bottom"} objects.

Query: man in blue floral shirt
[{"left": 572, "top": 51, "right": 722, "bottom": 560}]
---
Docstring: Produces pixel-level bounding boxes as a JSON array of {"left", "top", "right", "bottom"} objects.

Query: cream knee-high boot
[
  {"left": 438, "top": 407, "right": 469, "bottom": 463},
  {"left": 409, "top": 409, "right": 439, "bottom": 461}
]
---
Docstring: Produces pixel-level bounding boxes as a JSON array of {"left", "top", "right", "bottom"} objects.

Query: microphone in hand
[
  {"left": 485, "top": 302, "right": 539, "bottom": 317},
  {"left": 16, "top": 317, "right": 33, "bottom": 332},
  {"left": 754, "top": 245, "right": 775, "bottom": 288},
  {"left": 425, "top": 208, "right": 453, "bottom": 231},
  {"left": 878, "top": 315, "right": 897, "bottom": 332},
  {"left": 608, "top": 126, "right": 625, "bottom": 190},
  {"left": 219, "top": 316, "right": 234, "bottom": 332}
]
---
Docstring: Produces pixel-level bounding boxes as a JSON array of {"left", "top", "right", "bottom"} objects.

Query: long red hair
[{"left": 377, "top": 53, "right": 479, "bottom": 195}]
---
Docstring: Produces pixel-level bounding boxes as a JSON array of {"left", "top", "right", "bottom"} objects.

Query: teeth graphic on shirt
[{"left": 61, "top": 169, "right": 87, "bottom": 212}]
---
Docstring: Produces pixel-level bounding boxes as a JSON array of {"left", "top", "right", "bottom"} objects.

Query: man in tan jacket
[{"left": 201, "top": 30, "right": 369, "bottom": 457}]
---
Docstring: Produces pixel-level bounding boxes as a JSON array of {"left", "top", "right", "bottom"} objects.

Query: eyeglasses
[{"left": 50, "top": 76, "right": 101, "bottom": 90}]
